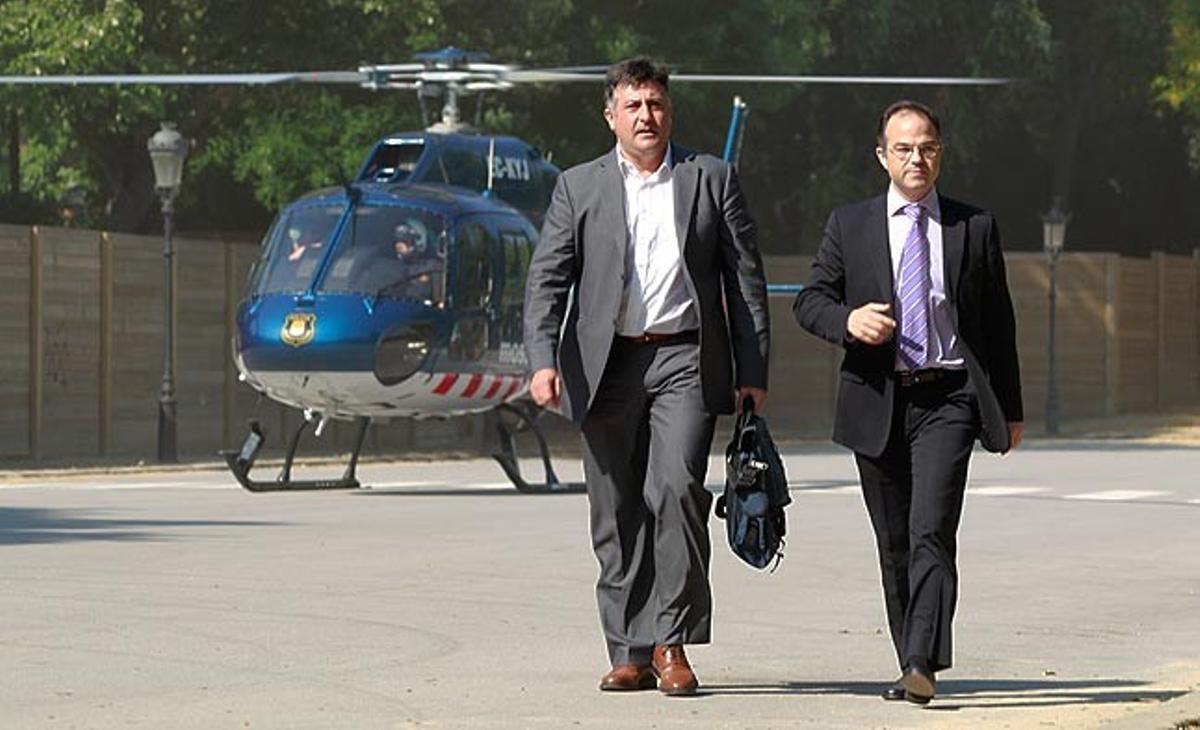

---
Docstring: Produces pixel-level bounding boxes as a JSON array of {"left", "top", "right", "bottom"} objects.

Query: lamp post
[
  {"left": 1042, "top": 197, "right": 1070, "bottom": 436},
  {"left": 148, "top": 122, "right": 188, "bottom": 462}
]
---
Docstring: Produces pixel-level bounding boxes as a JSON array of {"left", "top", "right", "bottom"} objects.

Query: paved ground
[{"left": 2, "top": 439, "right": 1199, "bottom": 729}]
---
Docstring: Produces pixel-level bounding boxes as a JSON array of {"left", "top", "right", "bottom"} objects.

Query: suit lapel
[
  {"left": 869, "top": 195, "right": 893, "bottom": 299},
  {"left": 597, "top": 150, "right": 628, "bottom": 257},
  {"left": 670, "top": 144, "right": 699, "bottom": 252},
  {"left": 939, "top": 195, "right": 965, "bottom": 303}
]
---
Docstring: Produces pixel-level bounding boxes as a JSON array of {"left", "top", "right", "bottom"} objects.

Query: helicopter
[{"left": 1, "top": 48, "right": 1011, "bottom": 493}]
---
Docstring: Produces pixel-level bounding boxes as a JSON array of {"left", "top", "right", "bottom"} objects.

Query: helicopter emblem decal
[{"left": 280, "top": 312, "right": 316, "bottom": 347}]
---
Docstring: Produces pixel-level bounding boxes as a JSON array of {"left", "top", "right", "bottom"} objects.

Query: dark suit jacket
[
  {"left": 793, "top": 193, "right": 1022, "bottom": 456},
  {"left": 524, "top": 144, "right": 770, "bottom": 425}
]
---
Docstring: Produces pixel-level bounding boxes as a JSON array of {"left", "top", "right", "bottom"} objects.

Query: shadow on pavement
[
  {"left": 699, "top": 678, "right": 1181, "bottom": 710},
  {"left": 0, "top": 506, "right": 280, "bottom": 546},
  {"left": 1021, "top": 441, "right": 1200, "bottom": 452},
  {"left": 352, "top": 487, "right": 580, "bottom": 497}
]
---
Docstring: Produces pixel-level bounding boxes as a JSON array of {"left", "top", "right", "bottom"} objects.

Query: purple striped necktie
[{"left": 897, "top": 203, "right": 931, "bottom": 370}]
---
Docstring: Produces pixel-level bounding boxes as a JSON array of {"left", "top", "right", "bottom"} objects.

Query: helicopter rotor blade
[
  {"left": 0, "top": 71, "right": 370, "bottom": 86},
  {"left": 670, "top": 73, "right": 1013, "bottom": 85},
  {"left": 502, "top": 71, "right": 1013, "bottom": 86}
]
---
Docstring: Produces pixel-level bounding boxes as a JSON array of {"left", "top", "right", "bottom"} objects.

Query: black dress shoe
[
  {"left": 881, "top": 679, "right": 906, "bottom": 701},
  {"left": 901, "top": 664, "right": 936, "bottom": 704}
]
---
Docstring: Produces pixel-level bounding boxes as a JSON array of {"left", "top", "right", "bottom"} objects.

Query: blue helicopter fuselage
[{"left": 234, "top": 131, "right": 558, "bottom": 419}]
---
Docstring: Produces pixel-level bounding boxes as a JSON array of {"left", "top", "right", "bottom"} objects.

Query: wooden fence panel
[
  {"left": 1117, "top": 258, "right": 1158, "bottom": 412},
  {"left": 1054, "top": 254, "right": 1110, "bottom": 418},
  {"left": 38, "top": 227, "right": 101, "bottom": 458},
  {"left": 1158, "top": 254, "right": 1199, "bottom": 404},
  {"left": 108, "top": 232, "right": 165, "bottom": 457},
  {"left": 1006, "top": 255, "right": 1048, "bottom": 423},
  {"left": 175, "top": 236, "right": 232, "bottom": 457},
  {"left": 0, "top": 225, "right": 31, "bottom": 456}
]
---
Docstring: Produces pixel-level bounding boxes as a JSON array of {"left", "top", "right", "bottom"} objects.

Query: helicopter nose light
[{"left": 374, "top": 324, "right": 434, "bottom": 385}]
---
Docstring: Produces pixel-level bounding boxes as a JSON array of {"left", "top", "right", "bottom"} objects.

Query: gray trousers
[{"left": 580, "top": 336, "right": 716, "bottom": 667}]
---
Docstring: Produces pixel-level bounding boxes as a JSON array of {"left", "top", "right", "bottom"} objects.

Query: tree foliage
[
  {"left": 1159, "top": 0, "right": 1200, "bottom": 167},
  {"left": 1, "top": 1, "right": 1197, "bottom": 254}
]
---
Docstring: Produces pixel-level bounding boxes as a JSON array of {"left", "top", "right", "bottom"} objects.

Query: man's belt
[
  {"left": 895, "top": 368, "right": 965, "bottom": 387},
  {"left": 618, "top": 329, "right": 698, "bottom": 345}
]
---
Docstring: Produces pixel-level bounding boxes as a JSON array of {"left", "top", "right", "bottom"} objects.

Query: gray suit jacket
[{"left": 524, "top": 144, "right": 770, "bottom": 425}]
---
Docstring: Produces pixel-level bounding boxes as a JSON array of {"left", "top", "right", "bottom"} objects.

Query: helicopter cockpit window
[
  {"left": 429, "top": 147, "right": 487, "bottom": 190},
  {"left": 454, "top": 221, "right": 493, "bottom": 310},
  {"left": 319, "top": 206, "right": 447, "bottom": 305},
  {"left": 360, "top": 141, "right": 425, "bottom": 183},
  {"left": 253, "top": 205, "right": 343, "bottom": 294}
]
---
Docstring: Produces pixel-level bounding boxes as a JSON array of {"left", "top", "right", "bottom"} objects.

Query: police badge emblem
[{"left": 280, "top": 312, "right": 316, "bottom": 347}]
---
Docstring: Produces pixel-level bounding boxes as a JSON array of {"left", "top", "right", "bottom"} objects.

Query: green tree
[{"left": 1158, "top": 0, "right": 1200, "bottom": 168}]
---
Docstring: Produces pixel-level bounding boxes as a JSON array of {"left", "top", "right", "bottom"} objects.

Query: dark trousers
[
  {"left": 580, "top": 336, "right": 716, "bottom": 667},
  {"left": 854, "top": 370, "right": 980, "bottom": 673}
]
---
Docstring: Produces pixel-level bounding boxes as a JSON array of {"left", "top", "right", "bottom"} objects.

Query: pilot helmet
[{"left": 393, "top": 222, "right": 426, "bottom": 253}]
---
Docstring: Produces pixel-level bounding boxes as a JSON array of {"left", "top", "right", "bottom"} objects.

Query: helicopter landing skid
[
  {"left": 223, "top": 416, "right": 370, "bottom": 492},
  {"left": 491, "top": 403, "right": 585, "bottom": 494}
]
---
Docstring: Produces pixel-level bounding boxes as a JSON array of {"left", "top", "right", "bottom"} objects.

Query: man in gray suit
[{"left": 523, "top": 57, "right": 770, "bottom": 696}]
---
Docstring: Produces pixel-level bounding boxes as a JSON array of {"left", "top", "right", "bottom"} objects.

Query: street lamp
[
  {"left": 1042, "top": 197, "right": 1070, "bottom": 436},
  {"left": 148, "top": 122, "right": 188, "bottom": 462}
]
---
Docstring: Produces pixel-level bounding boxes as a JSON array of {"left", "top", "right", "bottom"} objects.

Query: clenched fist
[{"left": 847, "top": 302, "right": 896, "bottom": 345}]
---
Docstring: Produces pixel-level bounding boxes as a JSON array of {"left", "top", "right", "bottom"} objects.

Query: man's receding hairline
[{"left": 880, "top": 109, "right": 941, "bottom": 145}]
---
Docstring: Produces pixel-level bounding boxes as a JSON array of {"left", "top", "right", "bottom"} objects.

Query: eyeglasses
[{"left": 888, "top": 142, "right": 943, "bottom": 160}]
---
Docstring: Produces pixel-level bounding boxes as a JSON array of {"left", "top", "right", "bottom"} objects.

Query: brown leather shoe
[
  {"left": 599, "top": 664, "right": 656, "bottom": 692},
  {"left": 651, "top": 644, "right": 699, "bottom": 696}
]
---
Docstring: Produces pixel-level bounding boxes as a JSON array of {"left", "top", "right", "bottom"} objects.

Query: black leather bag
[{"left": 714, "top": 400, "right": 791, "bottom": 570}]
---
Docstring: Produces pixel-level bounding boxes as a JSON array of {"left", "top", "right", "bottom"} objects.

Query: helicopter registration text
[{"left": 491, "top": 156, "right": 531, "bottom": 182}]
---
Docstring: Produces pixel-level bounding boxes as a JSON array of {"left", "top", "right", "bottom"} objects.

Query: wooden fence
[{"left": 1, "top": 224, "right": 1197, "bottom": 462}]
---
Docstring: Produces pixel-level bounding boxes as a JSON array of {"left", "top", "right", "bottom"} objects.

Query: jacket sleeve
[
  {"left": 523, "top": 174, "right": 577, "bottom": 373},
  {"left": 981, "top": 215, "right": 1024, "bottom": 422},
  {"left": 717, "top": 164, "right": 770, "bottom": 389},
  {"left": 793, "top": 209, "right": 854, "bottom": 347}
]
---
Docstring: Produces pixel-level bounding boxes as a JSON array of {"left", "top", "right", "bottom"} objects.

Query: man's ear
[
  {"left": 874, "top": 146, "right": 888, "bottom": 170},
  {"left": 603, "top": 105, "right": 615, "bottom": 132}
]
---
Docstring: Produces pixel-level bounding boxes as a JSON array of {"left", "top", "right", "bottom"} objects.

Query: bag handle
[{"left": 736, "top": 395, "right": 755, "bottom": 431}]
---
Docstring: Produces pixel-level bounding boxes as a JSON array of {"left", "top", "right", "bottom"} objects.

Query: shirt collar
[
  {"left": 616, "top": 145, "right": 672, "bottom": 181},
  {"left": 887, "top": 183, "right": 940, "bottom": 219}
]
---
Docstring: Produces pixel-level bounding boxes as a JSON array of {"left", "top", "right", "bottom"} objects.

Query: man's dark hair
[
  {"left": 605, "top": 56, "right": 669, "bottom": 107},
  {"left": 876, "top": 100, "right": 941, "bottom": 147}
]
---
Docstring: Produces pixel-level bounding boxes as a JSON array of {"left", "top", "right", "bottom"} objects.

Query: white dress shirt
[
  {"left": 615, "top": 147, "right": 698, "bottom": 336},
  {"left": 886, "top": 184, "right": 964, "bottom": 371}
]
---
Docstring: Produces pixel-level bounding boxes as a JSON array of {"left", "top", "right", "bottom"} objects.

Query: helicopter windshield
[
  {"left": 319, "top": 205, "right": 447, "bottom": 305},
  {"left": 253, "top": 204, "right": 343, "bottom": 294}
]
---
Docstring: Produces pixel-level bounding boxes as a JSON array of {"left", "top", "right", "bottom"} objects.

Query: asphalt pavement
[{"left": 2, "top": 440, "right": 1199, "bottom": 729}]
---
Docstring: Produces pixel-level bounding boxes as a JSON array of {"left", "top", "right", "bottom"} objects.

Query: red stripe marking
[
  {"left": 501, "top": 377, "right": 523, "bottom": 402},
  {"left": 483, "top": 375, "right": 504, "bottom": 400},
  {"left": 432, "top": 373, "right": 459, "bottom": 395},
  {"left": 461, "top": 373, "right": 484, "bottom": 398}
]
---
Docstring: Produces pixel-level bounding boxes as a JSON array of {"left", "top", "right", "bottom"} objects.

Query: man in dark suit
[
  {"left": 793, "top": 100, "right": 1023, "bottom": 704},
  {"left": 524, "top": 57, "right": 770, "bottom": 696}
]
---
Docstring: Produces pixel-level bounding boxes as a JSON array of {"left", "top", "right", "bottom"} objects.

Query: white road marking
[
  {"left": 970, "top": 486, "right": 1049, "bottom": 497},
  {"left": 795, "top": 485, "right": 861, "bottom": 495},
  {"left": 1064, "top": 489, "right": 1169, "bottom": 501},
  {"left": 1, "top": 479, "right": 237, "bottom": 491}
]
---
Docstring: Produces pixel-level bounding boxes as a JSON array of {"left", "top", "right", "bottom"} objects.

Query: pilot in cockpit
[
  {"left": 287, "top": 226, "right": 323, "bottom": 262},
  {"left": 392, "top": 222, "right": 424, "bottom": 259}
]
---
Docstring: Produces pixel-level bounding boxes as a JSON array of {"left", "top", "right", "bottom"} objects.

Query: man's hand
[
  {"left": 736, "top": 386, "right": 767, "bottom": 415},
  {"left": 847, "top": 302, "right": 896, "bottom": 345},
  {"left": 1008, "top": 421, "right": 1024, "bottom": 450},
  {"left": 530, "top": 368, "right": 561, "bottom": 409}
]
